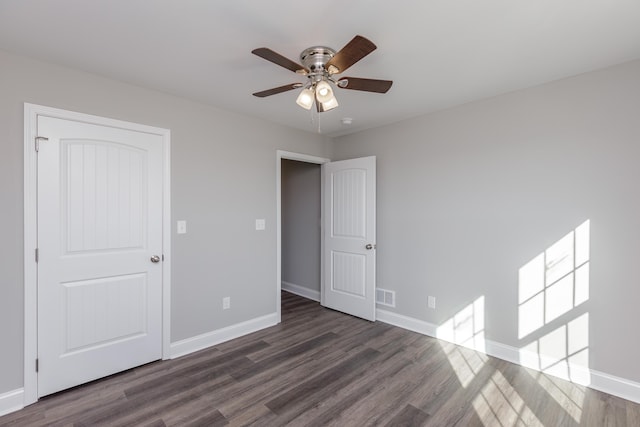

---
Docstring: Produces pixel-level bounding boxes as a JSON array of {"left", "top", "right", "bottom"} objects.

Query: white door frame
[
  {"left": 276, "top": 150, "right": 329, "bottom": 322},
  {"left": 23, "top": 103, "right": 172, "bottom": 405}
]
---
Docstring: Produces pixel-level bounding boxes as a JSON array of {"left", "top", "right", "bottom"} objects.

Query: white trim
[
  {"left": 23, "top": 104, "right": 38, "bottom": 405},
  {"left": 0, "top": 389, "right": 24, "bottom": 417},
  {"left": 276, "top": 150, "right": 330, "bottom": 324},
  {"left": 483, "top": 339, "right": 521, "bottom": 366},
  {"left": 161, "top": 128, "right": 172, "bottom": 360},
  {"left": 376, "top": 308, "right": 640, "bottom": 404},
  {"left": 376, "top": 308, "right": 438, "bottom": 337},
  {"left": 23, "top": 103, "right": 171, "bottom": 405},
  {"left": 169, "top": 312, "right": 278, "bottom": 359},
  {"left": 590, "top": 369, "right": 640, "bottom": 404},
  {"left": 282, "top": 281, "right": 321, "bottom": 302}
]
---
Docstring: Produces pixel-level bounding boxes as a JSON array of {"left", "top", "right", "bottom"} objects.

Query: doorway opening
[
  {"left": 281, "top": 159, "right": 322, "bottom": 301},
  {"left": 276, "top": 151, "right": 329, "bottom": 322}
]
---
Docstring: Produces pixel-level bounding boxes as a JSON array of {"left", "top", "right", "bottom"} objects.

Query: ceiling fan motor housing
[{"left": 300, "top": 46, "right": 336, "bottom": 76}]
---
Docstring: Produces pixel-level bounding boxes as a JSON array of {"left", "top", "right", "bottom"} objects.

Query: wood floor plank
[
  {"left": 231, "top": 332, "right": 339, "bottom": 381},
  {"left": 264, "top": 347, "right": 381, "bottom": 415},
  {"left": 108, "top": 376, "right": 235, "bottom": 427},
  {"left": 225, "top": 404, "right": 276, "bottom": 426},
  {"left": 169, "top": 405, "right": 228, "bottom": 427},
  {"left": 2, "top": 291, "right": 640, "bottom": 426},
  {"left": 384, "top": 403, "right": 430, "bottom": 427},
  {"left": 291, "top": 348, "right": 419, "bottom": 426},
  {"left": 216, "top": 343, "right": 350, "bottom": 419}
]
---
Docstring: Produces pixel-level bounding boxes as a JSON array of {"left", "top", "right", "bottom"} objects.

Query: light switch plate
[
  {"left": 428, "top": 296, "right": 436, "bottom": 309},
  {"left": 255, "top": 219, "right": 266, "bottom": 230},
  {"left": 177, "top": 220, "right": 187, "bottom": 234}
]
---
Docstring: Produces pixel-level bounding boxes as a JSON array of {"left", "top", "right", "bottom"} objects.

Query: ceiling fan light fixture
[
  {"left": 315, "top": 80, "right": 334, "bottom": 103},
  {"left": 320, "top": 96, "right": 339, "bottom": 112},
  {"left": 296, "top": 87, "right": 314, "bottom": 110}
]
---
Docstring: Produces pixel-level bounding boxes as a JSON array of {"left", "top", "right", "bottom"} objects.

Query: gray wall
[
  {"left": 3, "top": 45, "right": 640, "bottom": 397},
  {"left": 281, "top": 160, "right": 321, "bottom": 294},
  {"left": 0, "top": 49, "right": 332, "bottom": 394},
  {"left": 333, "top": 59, "right": 640, "bottom": 383}
]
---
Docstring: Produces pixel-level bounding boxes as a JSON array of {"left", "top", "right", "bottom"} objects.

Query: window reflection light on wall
[{"left": 518, "top": 220, "right": 590, "bottom": 386}]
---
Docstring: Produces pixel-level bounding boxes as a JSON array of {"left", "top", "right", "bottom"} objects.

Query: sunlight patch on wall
[
  {"left": 472, "top": 370, "right": 544, "bottom": 427},
  {"left": 518, "top": 220, "right": 590, "bottom": 339},
  {"left": 518, "top": 219, "right": 591, "bottom": 390},
  {"left": 437, "top": 296, "right": 488, "bottom": 387},
  {"left": 437, "top": 296, "right": 486, "bottom": 352},
  {"left": 519, "top": 313, "right": 590, "bottom": 385}
]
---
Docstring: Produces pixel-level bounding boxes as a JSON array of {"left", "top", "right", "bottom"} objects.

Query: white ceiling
[{"left": 1, "top": 1, "right": 640, "bottom": 137}]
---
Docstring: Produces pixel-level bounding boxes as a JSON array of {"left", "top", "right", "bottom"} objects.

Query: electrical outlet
[
  {"left": 428, "top": 296, "right": 436, "bottom": 309},
  {"left": 223, "top": 297, "right": 231, "bottom": 310},
  {"left": 255, "top": 219, "right": 265, "bottom": 230}
]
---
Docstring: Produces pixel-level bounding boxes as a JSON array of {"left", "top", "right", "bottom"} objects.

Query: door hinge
[
  {"left": 35, "top": 248, "right": 39, "bottom": 263},
  {"left": 35, "top": 136, "right": 49, "bottom": 152},
  {"left": 35, "top": 358, "right": 39, "bottom": 372}
]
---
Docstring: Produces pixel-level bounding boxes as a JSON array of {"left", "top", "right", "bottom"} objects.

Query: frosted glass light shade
[
  {"left": 315, "top": 80, "right": 334, "bottom": 103},
  {"left": 320, "top": 96, "right": 339, "bottom": 111},
  {"left": 296, "top": 88, "right": 314, "bottom": 110}
]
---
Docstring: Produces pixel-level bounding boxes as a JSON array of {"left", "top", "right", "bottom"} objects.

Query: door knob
[
  {"left": 150, "top": 255, "right": 161, "bottom": 263},
  {"left": 365, "top": 244, "right": 375, "bottom": 250}
]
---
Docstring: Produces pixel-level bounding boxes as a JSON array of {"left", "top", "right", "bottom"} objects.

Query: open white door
[
  {"left": 322, "top": 156, "right": 376, "bottom": 321},
  {"left": 36, "top": 115, "right": 164, "bottom": 397}
]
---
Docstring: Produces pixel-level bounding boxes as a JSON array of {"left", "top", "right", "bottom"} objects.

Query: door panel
[
  {"left": 64, "top": 141, "right": 147, "bottom": 252},
  {"left": 332, "top": 251, "right": 366, "bottom": 296},
  {"left": 331, "top": 168, "right": 366, "bottom": 238},
  {"left": 37, "top": 116, "right": 163, "bottom": 397},
  {"left": 323, "top": 156, "right": 376, "bottom": 321},
  {"left": 63, "top": 273, "right": 147, "bottom": 353}
]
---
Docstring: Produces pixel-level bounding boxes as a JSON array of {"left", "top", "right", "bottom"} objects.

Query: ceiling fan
[{"left": 252, "top": 35, "right": 393, "bottom": 112}]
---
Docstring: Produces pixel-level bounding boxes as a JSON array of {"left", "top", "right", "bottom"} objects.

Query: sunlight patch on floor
[
  {"left": 524, "top": 369, "right": 586, "bottom": 423},
  {"left": 472, "top": 370, "right": 544, "bottom": 427}
]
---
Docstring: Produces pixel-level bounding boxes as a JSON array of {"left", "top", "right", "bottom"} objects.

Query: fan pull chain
[{"left": 308, "top": 102, "right": 322, "bottom": 134}]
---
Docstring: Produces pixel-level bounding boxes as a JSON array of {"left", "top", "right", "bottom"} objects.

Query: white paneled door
[
  {"left": 323, "top": 156, "right": 376, "bottom": 321},
  {"left": 37, "top": 116, "right": 164, "bottom": 397}
]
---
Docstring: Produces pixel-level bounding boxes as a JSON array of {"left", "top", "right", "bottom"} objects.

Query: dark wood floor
[{"left": 2, "top": 292, "right": 640, "bottom": 426}]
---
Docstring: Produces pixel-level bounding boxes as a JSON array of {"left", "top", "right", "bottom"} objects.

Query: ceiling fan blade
[
  {"left": 253, "top": 83, "right": 303, "bottom": 98},
  {"left": 325, "top": 35, "right": 377, "bottom": 74},
  {"left": 252, "top": 48, "right": 307, "bottom": 73},
  {"left": 337, "top": 77, "right": 393, "bottom": 93}
]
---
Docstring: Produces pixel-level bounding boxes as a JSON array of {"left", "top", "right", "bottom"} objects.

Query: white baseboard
[
  {"left": 282, "top": 281, "right": 320, "bottom": 302},
  {"left": 376, "top": 308, "right": 438, "bottom": 337},
  {"left": 589, "top": 369, "right": 640, "bottom": 404},
  {"left": 170, "top": 312, "right": 278, "bottom": 359},
  {"left": 376, "top": 308, "right": 640, "bottom": 404},
  {"left": 0, "top": 388, "right": 24, "bottom": 417}
]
